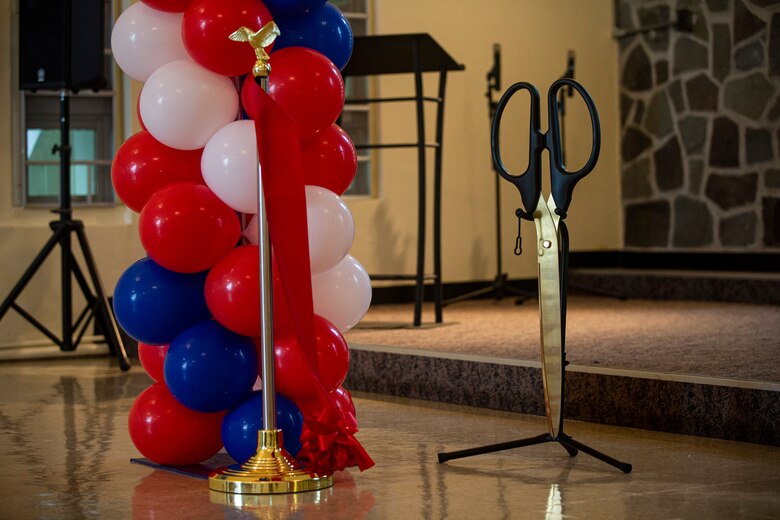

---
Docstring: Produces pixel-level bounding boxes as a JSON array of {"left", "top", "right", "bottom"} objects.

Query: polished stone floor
[{"left": 0, "top": 357, "right": 778, "bottom": 519}]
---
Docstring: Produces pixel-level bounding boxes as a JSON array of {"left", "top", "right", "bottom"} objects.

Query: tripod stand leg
[
  {"left": 74, "top": 224, "right": 131, "bottom": 371},
  {"left": 438, "top": 433, "right": 550, "bottom": 463},
  {"left": 558, "top": 434, "right": 632, "bottom": 473},
  {"left": 69, "top": 253, "right": 94, "bottom": 306},
  {"left": 69, "top": 253, "right": 101, "bottom": 347},
  {"left": 559, "top": 441, "right": 578, "bottom": 457},
  {"left": 443, "top": 284, "right": 498, "bottom": 306},
  {"left": 0, "top": 228, "right": 64, "bottom": 321}
]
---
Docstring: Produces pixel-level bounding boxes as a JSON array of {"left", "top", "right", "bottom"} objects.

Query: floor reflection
[
  {"left": 208, "top": 472, "right": 375, "bottom": 519},
  {"left": 0, "top": 367, "right": 142, "bottom": 519},
  {"left": 545, "top": 483, "right": 562, "bottom": 520},
  {"left": 0, "top": 359, "right": 777, "bottom": 519}
]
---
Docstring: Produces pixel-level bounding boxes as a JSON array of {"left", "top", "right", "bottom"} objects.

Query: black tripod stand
[
  {"left": 437, "top": 228, "right": 631, "bottom": 473},
  {"left": 0, "top": 91, "right": 130, "bottom": 370},
  {"left": 445, "top": 44, "right": 531, "bottom": 306}
]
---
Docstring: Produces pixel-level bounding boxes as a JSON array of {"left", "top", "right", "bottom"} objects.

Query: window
[
  {"left": 333, "top": 0, "right": 374, "bottom": 196},
  {"left": 16, "top": 0, "right": 116, "bottom": 207},
  {"left": 23, "top": 93, "right": 115, "bottom": 205}
]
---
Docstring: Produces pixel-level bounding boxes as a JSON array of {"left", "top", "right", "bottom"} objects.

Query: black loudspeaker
[{"left": 19, "top": 0, "right": 106, "bottom": 91}]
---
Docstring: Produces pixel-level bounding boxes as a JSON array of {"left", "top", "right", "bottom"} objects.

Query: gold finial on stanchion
[
  {"left": 208, "top": 23, "right": 334, "bottom": 496},
  {"left": 228, "top": 22, "right": 281, "bottom": 80}
]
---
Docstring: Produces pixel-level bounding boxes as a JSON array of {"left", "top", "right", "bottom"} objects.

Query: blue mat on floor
[{"left": 130, "top": 452, "right": 237, "bottom": 480}]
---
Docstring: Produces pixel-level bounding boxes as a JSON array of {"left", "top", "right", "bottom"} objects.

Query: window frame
[
  {"left": 12, "top": 0, "right": 120, "bottom": 209},
  {"left": 337, "top": 1, "right": 378, "bottom": 198}
]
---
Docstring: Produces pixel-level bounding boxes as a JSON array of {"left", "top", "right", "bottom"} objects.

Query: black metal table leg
[
  {"left": 412, "top": 40, "right": 426, "bottom": 328},
  {"left": 432, "top": 70, "right": 447, "bottom": 324}
]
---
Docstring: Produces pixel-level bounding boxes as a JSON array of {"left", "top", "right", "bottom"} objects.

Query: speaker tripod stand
[
  {"left": 445, "top": 44, "right": 531, "bottom": 307},
  {"left": 0, "top": 91, "right": 130, "bottom": 370}
]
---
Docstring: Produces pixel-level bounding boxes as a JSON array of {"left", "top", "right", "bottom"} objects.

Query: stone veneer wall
[{"left": 617, "top": 0, "right": 780, "bottom": 249}]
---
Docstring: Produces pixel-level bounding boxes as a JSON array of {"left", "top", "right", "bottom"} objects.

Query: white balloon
[
  {"left": 242, "top": 214, "right": 260, "bottom": 245},
  {"left": 305, "top": 186, "right": 355, "bottom": 274},
  {"left": 202, "top": 120, "right": 259, "bottom": 214},
  {"left": 139, "top": 60, "right": 239, "bottom": 150},
  {"left": 243, "top": 187, "right": 355, "bottom": 275},
  {"left": 111, "top": 2, "right": 190, "bottom": 82},
  {"left": 311, "top": 255, "right": 372, "bottom": 332}
]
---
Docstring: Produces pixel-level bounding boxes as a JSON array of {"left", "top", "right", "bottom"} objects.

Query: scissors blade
[{"left": 533, "top": 194, "right": 563, "bottom": 438}]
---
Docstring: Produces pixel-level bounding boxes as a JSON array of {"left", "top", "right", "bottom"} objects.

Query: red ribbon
[
  {"left": 252, "top": 87, "right": 374, "bottom": 474},
  {"left": 253, "top": 91, "right": 319, "bottom": 377},
  {"left": 298, "top": 408, "right": 375, "bottom": 474}
]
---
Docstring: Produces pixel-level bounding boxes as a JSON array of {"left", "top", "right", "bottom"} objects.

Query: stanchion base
[
  {"left": 209, "top": 486, "right": 333, "bottom": 509},
  {"left": 209, "top": 469, "right": 334, "bottom": 495},
  {"left": 208, "top": 429, "right": 334, "bottom": 495}
]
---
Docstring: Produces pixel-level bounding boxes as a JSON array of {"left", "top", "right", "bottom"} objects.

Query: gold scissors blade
[{"left": 533, "top": 193, "right": 563, "bottom": 438}]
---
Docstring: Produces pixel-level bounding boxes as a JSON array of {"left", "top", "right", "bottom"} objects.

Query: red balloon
[
  {"left": 240, "top": 76, "right": 263, "bottom": 120},
  {"left": 138, "top": 342, "right": 170, "bottom": 383},
  {"left": 139, "top": 182, "right": 240, "bottom": 273},
  {"left": 272, "top": 329, "right": 318, "bottom": 402},
  {"left": 182, "top": 0, "right": 274, "bottom": 76},
  {"left": 312, "top": 315, "right": 349, "bottom": 391},
  {"left": 301, "top": 124, "right": 357, "bottom": 195},
  {"left": 141, "top": 0, "right": 195, "bottom": 12},
  {"left": 273, "top": 314, "right": 349, "bottom": 400},
  {"left": 204, "top": 245, "right": 292, "bottom": 337},
  {"left": 128, "top": 382, "right": 225, "bottom": 465},
  {"left": 332, "top": 385, "right": 356, "bottom": 417},
  {"left": 243, "top": 47, "right": 344, "bottom": 139},
  {"left": 112, "top": 131, "right": 203, "bottom": 213},
  {"left": 295, "top": 384, "right": 356, "bottom": 420}
]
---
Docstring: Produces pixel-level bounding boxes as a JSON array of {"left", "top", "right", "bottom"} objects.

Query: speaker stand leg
[
  {"left": 0, "top": 228, "right": 64, "bottom": 323},
  {"left": 74, "top": 222, "right": 130, "bottom": 371}
]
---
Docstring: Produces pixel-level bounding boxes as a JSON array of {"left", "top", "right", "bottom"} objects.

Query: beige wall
[
  {"left": 346, "top": 0, "right": 622, "bottom": 284},
  {"left": 0, "top": 0, "right": 620, "bottom": 345}
]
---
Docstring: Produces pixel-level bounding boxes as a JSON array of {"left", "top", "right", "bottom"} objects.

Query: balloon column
[{"left": 112, "top": 0, "right": 373, "bottom": 473}]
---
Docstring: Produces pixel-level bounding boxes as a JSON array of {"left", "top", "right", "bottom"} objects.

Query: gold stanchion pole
[{"left": 208, "top": 22, "right": 334, "bottom": 495}]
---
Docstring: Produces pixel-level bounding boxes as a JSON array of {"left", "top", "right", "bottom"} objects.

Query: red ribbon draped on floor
[{"left": 252, "top": 88, "right": 374, "bottom": 473}]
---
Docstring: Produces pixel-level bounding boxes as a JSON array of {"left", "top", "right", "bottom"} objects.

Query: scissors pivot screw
[{"left": 542, "top": 240, "right": 552, "bottom": 249}]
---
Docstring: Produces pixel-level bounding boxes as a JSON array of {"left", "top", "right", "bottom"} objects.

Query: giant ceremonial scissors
[
  {"left": 439, "top": 78, "right": 631, "bottom": 473},
  {"left": 492, "top": 78, "right": 599, "bottom": 438}
]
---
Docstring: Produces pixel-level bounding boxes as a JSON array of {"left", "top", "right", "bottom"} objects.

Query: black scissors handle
[
  {"left": 491, "top": 78, "right": 600, "bottom": 220},
  {"left": 546, "top": 78, "right": 600, "bottom": 218},
  {"left": 491, "top": 82, "right": 542, "bottom": 220}
]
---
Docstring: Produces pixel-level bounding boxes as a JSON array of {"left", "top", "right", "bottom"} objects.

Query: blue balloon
[
  {"left": 222, "top": 391, "right": 305, "bottom": 463},
  {"left": 263, "top": 0, "right": 326, "bottom": 17},
  {"left": 113, "top": 257, "right": 210, "bottom": 346},
  {"left": 273, "top": 3, "right": 354, "bottom": 70},
  {"left": 164, "top": 321, "right": 258, "bottom": 413}
]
